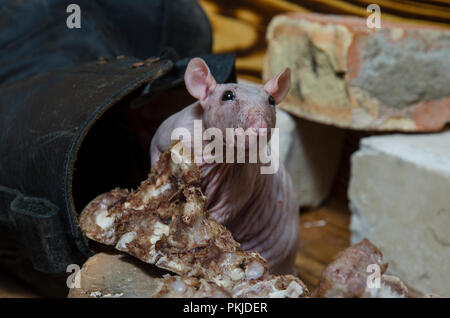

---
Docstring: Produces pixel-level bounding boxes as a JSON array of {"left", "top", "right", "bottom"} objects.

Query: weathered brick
[{"left": 264, "top": 13, "right": 450, "bottom": 131}]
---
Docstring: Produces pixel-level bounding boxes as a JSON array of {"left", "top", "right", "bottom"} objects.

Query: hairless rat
[{"left": 150, "top": 58, "right": 299, "bottom": 275}]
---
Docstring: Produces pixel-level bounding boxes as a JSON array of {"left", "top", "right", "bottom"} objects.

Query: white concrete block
[{"left": 349, "top": 131, "right": 450, "bottom": 296}]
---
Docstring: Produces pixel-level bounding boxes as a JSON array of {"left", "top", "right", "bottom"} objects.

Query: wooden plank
[
  {"left": 295, "top": 187, "right": 351, "bottom": 291},
  {"left": 343, "top": 0, "right": 450, "bottom": 22},
  {"left": 295, "top": 252, "right": 325, "bottom": 290}
]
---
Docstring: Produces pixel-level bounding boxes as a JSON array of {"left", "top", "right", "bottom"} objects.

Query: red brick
[{"left": 264, "top": 13, "right": 450, "bottom": 131}]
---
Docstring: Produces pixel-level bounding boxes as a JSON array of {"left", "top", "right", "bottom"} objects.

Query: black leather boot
[{"left": 0, "top": 0, "right": 236, "bottom": 274}]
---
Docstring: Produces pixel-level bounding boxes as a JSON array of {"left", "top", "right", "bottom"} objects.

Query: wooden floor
[{"left": 296, "top": 190, "right": 351, "bottom": 291}]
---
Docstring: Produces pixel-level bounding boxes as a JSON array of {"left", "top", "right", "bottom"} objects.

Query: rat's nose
[{"left": 246, "top": 118, "right": 268, "bottom": 136}]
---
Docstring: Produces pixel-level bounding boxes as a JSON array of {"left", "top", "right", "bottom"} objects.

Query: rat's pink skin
[{"left": 150, "top": 58, "right": 299, "bottom": 275}]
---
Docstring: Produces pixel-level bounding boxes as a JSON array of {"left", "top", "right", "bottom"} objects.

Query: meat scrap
[
  {"left": 78, "top": 142, "right": 308, "bottom": 298},
  {"left": 313, "top": 238, "right": 389, "bottom": 298},
  {"left": 313, "top": 239, "right": 439, "bottom": 298}
]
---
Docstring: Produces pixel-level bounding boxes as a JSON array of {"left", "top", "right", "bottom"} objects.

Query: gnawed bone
[
  {"left": 312, "top": 238, "right": 440, "bottom": 298},
  {"left": 79, "top": 142, "right": 308, "bottom": 298}
]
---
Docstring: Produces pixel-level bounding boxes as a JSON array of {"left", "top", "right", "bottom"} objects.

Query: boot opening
[{"left": 71, "top": 86, "right": 195, "bottom": 214}]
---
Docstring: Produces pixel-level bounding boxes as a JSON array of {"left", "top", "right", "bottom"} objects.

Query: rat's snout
[
  {"left": 246, "top": 118, "right": 268, "bottom": 136},
  {"left": 244, "top": 108, "right": 270, "bottom": 137}
]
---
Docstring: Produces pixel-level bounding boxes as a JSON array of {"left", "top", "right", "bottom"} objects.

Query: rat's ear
[
  {"left": 263, "top": 68, "right": 291, "bottom": 104},
  {"left": 184, "top": 58, "right": 217, "bottom": 102}
]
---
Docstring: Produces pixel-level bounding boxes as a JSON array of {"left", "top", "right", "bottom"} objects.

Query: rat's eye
[
  {"left": 268, "top": 95, "right": 275, "bottom": 106},
  {"left": 222, "top": 90, "right": 235, "bottom": 102}
]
